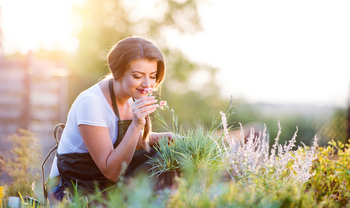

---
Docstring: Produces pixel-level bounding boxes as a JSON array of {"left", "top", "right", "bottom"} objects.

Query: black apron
[{"left": 57, "top": 79, "right": 155, "bottom": 193}]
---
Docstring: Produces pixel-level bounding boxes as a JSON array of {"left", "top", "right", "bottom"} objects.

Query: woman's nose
[{"left": 141, "top": 77, "right": 151, "bottom": 87}]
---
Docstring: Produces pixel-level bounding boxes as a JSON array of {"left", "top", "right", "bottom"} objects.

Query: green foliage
[
  {"left": 20, "top": 0, "right": 231, "bottom": 132},
  {"left": 0, "top": 129, "right": 41, "bottom": 198},
  {"left": 168, "top": 174, "right": 318, "bottom": 208},
  {"left": 154, "top": 91, "right": 228, "bottom": 132},
  {"left": 148, "top": 106, "right": 224, "bottom": 176},
  {"left": 27, "top": 152, "right": 348, "bottom": 207},
  {"left": 305, "top": 140, "right": 350, "bottom": 207},
  {"left": 51, "top": 173, "right": 163, "bottom": 208},
  {"left": 66, "top": 0, "right": 229, "bottom": 132},
  {"left": 154, "top": 106, "right": 183, "bottom": 136},
  {"left": 148, "top": 136, "right": 180, "bottom": 175},
  {"left": 175, "top": 127, "right": 222, "bottom": 172},
  {"left": 2, "top": 130, "right": 350, "bottom": 207},
  {"left": 147, "top": 126, "right": 222, "bottom": 176},
  {"left": 165, "top": 141, "right": 350, "bottom": 208},
  {"left": 68, "top": 0, "right": 205, "bottom": 103},
  {"left": 17, "top": 192, "right": 43, "bottom": 208}
]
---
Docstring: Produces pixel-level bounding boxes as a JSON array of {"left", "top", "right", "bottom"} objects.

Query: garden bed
[{"left": 1, "top": 105, "right": 350, "bottom": 207}]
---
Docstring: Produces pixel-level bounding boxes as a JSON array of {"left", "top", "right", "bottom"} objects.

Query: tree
[
  {"left": 319, "top": 108, "right": 348, "bottom": 145},
  {"left": 69, "top": 0, "right": 229, "bottom": 130}
]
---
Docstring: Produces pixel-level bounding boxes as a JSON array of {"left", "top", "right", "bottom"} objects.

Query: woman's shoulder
[
  {"left": 79, "top": 82, "right": 105, "bottom": 99},
  {"left": 72, "top": 82, "right": 107, "bottom": 108}
]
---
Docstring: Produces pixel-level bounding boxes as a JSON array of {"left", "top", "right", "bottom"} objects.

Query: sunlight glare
[{"left": 0, "top": 0, "right": 78, "bottom": 54}]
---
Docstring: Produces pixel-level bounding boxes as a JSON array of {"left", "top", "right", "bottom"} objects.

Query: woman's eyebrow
[{"left": 131, "top": 71, "right": 157, "bottom": 74}]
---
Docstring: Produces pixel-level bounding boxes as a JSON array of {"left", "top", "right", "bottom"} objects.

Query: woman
[{"left": 48, "top": 36, "right": 173, "bottom": 201}]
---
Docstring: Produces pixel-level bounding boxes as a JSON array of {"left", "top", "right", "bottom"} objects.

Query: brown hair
[{"left": 107, "top": 36, "right": 166, "bottom": 151}]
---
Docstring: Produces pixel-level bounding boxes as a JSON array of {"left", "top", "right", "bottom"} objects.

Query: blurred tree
[
  {"left": 318, "top": 108, "right": 348, "bottom": 145},
  {"left": 347, "top": 105, "right": 350, "bottom": 144},
  {"left": 34, "top": 48, "right": 70, "bottom": 65},
  {"left": 69, "top": 0, "right": 229, "bottom": 130},
  {"left": 262, "top": 114, "right": 318, "bottom": 147},
  {"left": 69, "top": 0, "right": 133, "bottom": 97},
  {"left": 230, "top": 102, "right": 331, "bottom": 148}
]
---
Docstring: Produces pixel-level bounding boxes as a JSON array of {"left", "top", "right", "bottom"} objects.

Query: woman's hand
[
  {"left": 131, "top": 96, "right": 159, "bottom": 127},
  {"left": 167, "top": 132, "right": 177, "bottom": 142},
  {"left": 147, "top": 132, "right": 177, "bottom": 147}
]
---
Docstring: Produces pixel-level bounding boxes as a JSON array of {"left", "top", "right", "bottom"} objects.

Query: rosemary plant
[{"left": 148, "top": 104, "right": 224, "bottom": 177}]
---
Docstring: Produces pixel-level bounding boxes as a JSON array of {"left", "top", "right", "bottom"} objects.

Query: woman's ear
[{"left": 115, "top": 76, "right": 123, "bottom": 82}]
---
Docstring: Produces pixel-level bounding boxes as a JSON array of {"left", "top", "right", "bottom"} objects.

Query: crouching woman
[{"left": 47, "top": 36, "right": 174, "bottom": 202}]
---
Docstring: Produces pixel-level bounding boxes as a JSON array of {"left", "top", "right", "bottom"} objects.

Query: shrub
[
  {"left": 305, "top": 140, "right": 350, "bottom": 207},
  {"left": 0, "top": 129, "right": 41, "bottom": 198}
]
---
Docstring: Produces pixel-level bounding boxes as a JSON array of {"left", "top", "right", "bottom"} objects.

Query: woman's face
[{"left": 119, "top": 59, "right": 157, "bottom": 99}]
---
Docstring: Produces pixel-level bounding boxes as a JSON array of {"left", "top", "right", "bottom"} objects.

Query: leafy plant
[
  {"left": 2, "top": 105, "right": 350, "bottom": 207},
  {"left": 0, "top": 129, "right": 41, "bottom": 198},
  {"left": 305, "top": 140, "right": 350, "bottom": 207}
]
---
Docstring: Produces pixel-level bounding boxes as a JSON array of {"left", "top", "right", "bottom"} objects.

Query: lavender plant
[{"left": 212, "top": 111, "right": 318, "bottom": 191}]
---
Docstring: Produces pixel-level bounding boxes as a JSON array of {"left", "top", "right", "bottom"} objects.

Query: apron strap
[{"left": 108, "top": 79, "right": 136, "bottom": 119}]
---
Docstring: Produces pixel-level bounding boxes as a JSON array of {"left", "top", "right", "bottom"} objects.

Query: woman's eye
[
  {"left": 150, "top": 76, "right": 156, "bottom": 79},
  {"left": 133, "top": 75, "right": 142, "bottom": 79}
]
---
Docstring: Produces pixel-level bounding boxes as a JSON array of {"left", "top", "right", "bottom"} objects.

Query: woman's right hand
[{"left": 131, "top": 96, "right": 159, "bottom": 126}]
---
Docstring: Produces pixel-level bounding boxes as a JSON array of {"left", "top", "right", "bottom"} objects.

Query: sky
[{"left": 0, "top": 0, "right": 349, "bottom": 108}]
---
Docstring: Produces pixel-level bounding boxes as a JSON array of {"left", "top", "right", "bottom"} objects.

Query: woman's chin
[{"left": 133, "top": 94, "right": 147, "bottom": 99}]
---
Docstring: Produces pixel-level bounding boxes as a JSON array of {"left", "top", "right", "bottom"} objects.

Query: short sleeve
[{"left": 75, "top": 95, "right": 108, "bottom": 127}]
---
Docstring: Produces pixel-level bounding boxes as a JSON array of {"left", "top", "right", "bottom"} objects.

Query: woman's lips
[
  {"left": 137, "top": 88, "right": 153, "bottom": 94},
  {"left": 137, "top": 89, "right": 145, "bottom": 94}
]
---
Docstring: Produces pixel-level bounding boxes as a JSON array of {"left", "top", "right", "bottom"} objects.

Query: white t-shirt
[{"left": 50, "top": 81, "right": 119, "bottom": 178}]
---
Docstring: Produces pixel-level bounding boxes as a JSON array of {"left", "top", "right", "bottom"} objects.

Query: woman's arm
[
  {"left": 135, "top": 131, "right": 175, "bottom": 149},
  {"left": 135, "top": 131, "right": 175, "bottom": 150},
  {"left": 79, "top": 123, "right": 142, "bottom": 182},
  {"left": 80, "top": 96, "right": 159, "bottom": 182},
  {"left": 149, "top": 132, "right": 175, "bottom": 146}
]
